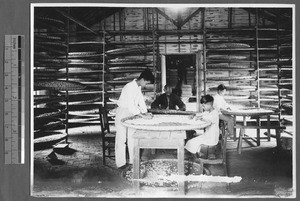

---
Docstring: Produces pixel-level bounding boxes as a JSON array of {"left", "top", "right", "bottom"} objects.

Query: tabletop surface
[
  {"left": 121, "top": 114, "right": 210, "bottom": 131},
  {"left": 221, "top": 108, "right": 275, "bottom": 116}
]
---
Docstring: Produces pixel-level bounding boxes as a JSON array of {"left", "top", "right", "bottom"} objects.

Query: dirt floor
[{"left": 32, "top": 125, "right": 294, "bottom": 198}]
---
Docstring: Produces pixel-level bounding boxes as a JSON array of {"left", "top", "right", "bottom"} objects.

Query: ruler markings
[{"left": 4, "top": 35, "right": 25, "bottom": 164}]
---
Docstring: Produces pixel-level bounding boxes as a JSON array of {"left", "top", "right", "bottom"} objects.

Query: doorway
[{"left": 161, "top": 53, "right": 197, "bottom": 111}]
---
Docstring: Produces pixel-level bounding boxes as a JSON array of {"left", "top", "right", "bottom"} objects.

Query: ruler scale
[{"left": 4, "top": 35, "right": 25, "bottom": 164}]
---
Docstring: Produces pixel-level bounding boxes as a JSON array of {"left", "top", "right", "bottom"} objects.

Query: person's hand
[
  {"left": 188, "top": 114, "right": 196, "bottom": 120},
  {"left": 141, "top": 112, "right": 153, "bottom": 119},
  {"left": 195, "top": 116, "right": 203, "bottom": 121}
]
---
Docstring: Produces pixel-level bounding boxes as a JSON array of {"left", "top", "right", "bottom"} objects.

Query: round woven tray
[
  {"left": 113, "top": 73, "right": 141, "bottom": 81},
  {"left": 106, "top": 46, "right": 153, "bottom": 56},
  {"left": 207, "top": 76, "right": 255, "bottom": 81},
  {"left": 34, "top": 95, "right": 65, "bottom": 105},
  {"left": 58, "top": 67, "right": 103, "bottom": 74},
  {"left": 34, "top": 34, "right": 62, "bottom": 41},
  {"left": 67, "top": 103, "right": 100, "bottom": 112},
  {"left": 34, "top": 118, "right": 65, "bottom": 131},
  {"left": 121, "top": 114, "right": 210, "bottom": 131},
  {"left": 34, "top": 133, "right": 67, "bottom": 151},
  {"left": 148, "top": 109, "right": 195, "bottom": 115},
  {"left": 208, "top": 85, "right": 256, "bottom": 91},
  {"left": 221, "top": 108, "right": 274, "bottom": 116},
  {"left": 207, "top": 43, "right": 250, "bottom": 49},
  {"left": 207, "top": 54, "right": 248, "bottom": 60},
  {"left": 69, "top": 41, "right": 104, "bottom": 45},
  {"left": 122, "top": 158, "right": 204, "bottom": 191},
  {"left": 34, "top": 80, "right": 86, "bottom": 91},
  {"left": 108, "top": 66, "right": 150, "bottom": 72},
  {"left": 35, "top": 41, "right": 67, "bottom": 49},
  {"left": 66, "top": 93, "right": 102, "bottom": 103},
  {"left": 34, "top": 108, "right": 63, "bottom": 119},
  {"left": 36, "top": 16, "right": 65, "bottom": 27},
  {"left": 108, "top": 58, "right": 152, "bottom": 66},
  {"left": 35, "top": 44, "right": 66, "bottom": 55},
  {"left": 67, "top": 52, "right": 104, "bottom": 58}
]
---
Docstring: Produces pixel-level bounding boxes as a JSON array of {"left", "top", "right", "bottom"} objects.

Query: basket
[{"left": 122, "top": 158, "right": 205, "bottom": 191}]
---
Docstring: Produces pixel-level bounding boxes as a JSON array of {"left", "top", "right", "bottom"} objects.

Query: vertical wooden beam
[
  {"left": 255, "top": 8, "right": 261, "bottom": 108},
  {"left": 152, "top": 8, "right": 157, "bottom": 95},
  {"left": 202, "top": 8, "right": 207, "bottom": 96},
  {"left": 276, "top": 14, "right": 282, "bottom": 123},
  {"left": 228, "top": 8, "right": 233, "bottom": 29},
  {"left": 196, "top": 50, "right": 202, "bottom": 112}
]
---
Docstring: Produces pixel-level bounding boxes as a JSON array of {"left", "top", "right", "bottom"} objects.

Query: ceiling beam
[
  {"left": 156, "top": 8, "right": 180, "bottom": 29},
  {"left": 178, "top": 8, "right": 204, "bottom": 28},
  {"left": 56, "top": 9, "right": 98, "bottom": 35}
]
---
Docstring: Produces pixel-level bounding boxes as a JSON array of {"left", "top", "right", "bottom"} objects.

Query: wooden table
[
  {"left": 121, "top": 114, "right": 210, "bottom": 194},
  {"left": 222, "top": 108, "right": 284, "bottom": 154}
]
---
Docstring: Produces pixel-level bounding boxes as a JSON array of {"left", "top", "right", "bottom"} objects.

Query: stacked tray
[
  {"left": 207, "top": 54, "right": 248, "bottom": 61},
  {"left": 34, "top": 132, "right": 67, "bottom": 151},
  {"left": 58, "top": 67, "right": 104, "bottom": 74},
  {"left": 34, "top": 117, "right": 65, "bottom": 131},
  {"left": 106, "top": 46, "right": 153, "bottom": 56},
  {"left": 206, "top": 75, "right": 256, "bottom": 81},
  {"left": 207, "top": 42, "right": 250, "bottom": 49},
  {"left": 108, "top": 66, "right": 151, "bottom": 73},
  {"left": 34, "top": 80, "right": 87, "bottom": 91},
  {"left": 34, "top": 95, "right": 65, "bottom": 105},
  {"left": 107, "top": 58, "right": 152, "bottom": 66},
  {"left": 35, "top": 16, "right": 65, "bottom": 29}
]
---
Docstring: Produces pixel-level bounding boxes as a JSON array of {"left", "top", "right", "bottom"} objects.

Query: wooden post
[{"left": 196, "top": 51, "right": 203, "bottom": 112}]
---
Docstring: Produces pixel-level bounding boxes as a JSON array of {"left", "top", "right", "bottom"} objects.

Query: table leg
[
  {"left": 237, "top": 116, "right": 246, "bottom": 154},
  {"left": 233, "top": 115, "right": 237, "bottom": 141},
  {"left": 133, "top": 139, "right": 140, "bottom": 194},
  {"left": 267, "top": 115, "right": 271, "bottom": 141},
  {"left": 276, "top": 129, "right": 282, "bottom": 149},
  {"left": 177, "top": 140, "right": 185, "bottom": 194},
  {"left": 256, "top": 117, "right": 260, "bottom": 146}
]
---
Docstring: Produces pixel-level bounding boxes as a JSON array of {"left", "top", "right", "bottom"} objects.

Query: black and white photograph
[{"left": 30, "top": 3, "right": 295, "bottom": 198}]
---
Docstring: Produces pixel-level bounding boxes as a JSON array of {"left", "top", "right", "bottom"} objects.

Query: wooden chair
[
  {"left": 199, "top": 120, "right": 228, "bottom": 172},
  {"left": 99, "top": 104, "right": 116, "bottom": 165}
]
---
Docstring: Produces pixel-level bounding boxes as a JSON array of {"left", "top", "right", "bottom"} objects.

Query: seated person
[
  {"left": 151, "top": 84, "right": 186, "bottom": 111},
  {"left": 213, "top": 84, "right": 234, "bottom": 138},
  {"left": 185, "top": 95, "right": 219, "bottom": 160}
]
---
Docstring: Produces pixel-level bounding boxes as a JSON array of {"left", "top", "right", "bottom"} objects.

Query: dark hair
[
  {"left": 200, "top": 94, "right": 214, "bottom": 104},
  {"left": 138, "top": 69, "right": 155, "bottom": 84},
  {"left": 164, "top": 84, "right": 172, "bottom": 89},
  {"left": 217, "top": 84, "right": 227, "bottom": 91}
]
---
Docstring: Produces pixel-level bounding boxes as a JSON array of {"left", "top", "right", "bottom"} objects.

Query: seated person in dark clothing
[{"left": 151, "top": 84, "right": 186, "bottom": 111}]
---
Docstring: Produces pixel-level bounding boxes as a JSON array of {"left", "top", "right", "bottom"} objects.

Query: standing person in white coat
[{"left": 115, "top": 69, "right": 155, "bottom": 169}]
